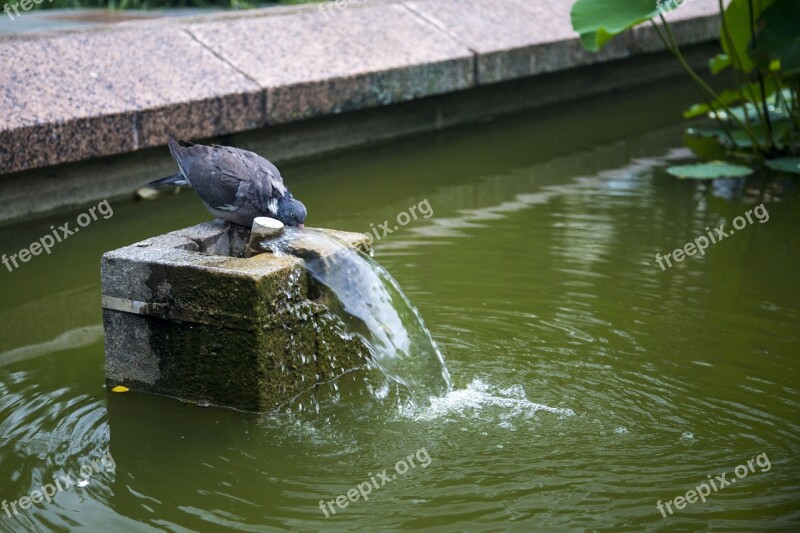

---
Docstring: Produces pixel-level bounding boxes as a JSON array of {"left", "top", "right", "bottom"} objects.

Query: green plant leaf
[
  {"left": 721, "top": 0, "right": 774, "bottom": 74},
  {"left": 571, "top": 0, "right": 659, "bottom": 51},
  {"left": 683, "top": 78, "right": 781, "bottom": 122},
  {"left": 687, "top": 127, "right": 728, "bottom": 139},
  {"left": 709, "top": 53, "right": 731, "bottom": 75},
  {"left": 731, "top": 121, "right": 792, "bottom": 148},
  {"left": 666, "top": 161, "right": 754, "bottom": 179},
  {"left": 683, "top": 78, "right": 781, "bottom": 120},
  {"left": 682, "top": 89, "right": 742, "bottom": 118},
  {"left": 683, "top": 104, "right": 708, "bottom": 119},
  {"left": 765, "top": 158, "right": 800, "bottom": 174},
  {"left": 751, "top": 0, "right": 800, "bottom": 74}
]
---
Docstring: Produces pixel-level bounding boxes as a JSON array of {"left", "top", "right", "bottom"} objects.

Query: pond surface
[{"left": 0, "top": 77, "right": 798, "bottom": 531}]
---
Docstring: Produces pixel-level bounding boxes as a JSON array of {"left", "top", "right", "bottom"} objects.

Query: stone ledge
[{"left": 0, "top": 0, "right": 721, "bottom": 175}]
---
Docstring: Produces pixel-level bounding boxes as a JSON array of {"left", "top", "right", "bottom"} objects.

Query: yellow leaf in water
[{"left": 111, "top": 386, "right": 129, "bottom": 393}]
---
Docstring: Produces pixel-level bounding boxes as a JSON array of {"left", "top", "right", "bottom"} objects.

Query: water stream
[{"left": 265, "top": 228, "right": 453, "bottom": 404}]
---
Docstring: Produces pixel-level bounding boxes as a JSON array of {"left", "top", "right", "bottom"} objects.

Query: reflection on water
[{"left": 1, "top": 76, "right": 799, "bottom": 530}]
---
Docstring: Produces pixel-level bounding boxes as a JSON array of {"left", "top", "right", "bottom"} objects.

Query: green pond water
[{"left": 0, "top": 77, "right": 798, "bottom": 531}]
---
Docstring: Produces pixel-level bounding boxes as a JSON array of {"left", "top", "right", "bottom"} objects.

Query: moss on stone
[{"left": 104, "top": 222, "right": 372, "bottom": 412}]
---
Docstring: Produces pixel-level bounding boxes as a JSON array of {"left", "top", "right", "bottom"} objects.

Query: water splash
[
  {"left": 265, "top": 228, "right": 452, "bottom": 404},
  {"left": 399, "top": 378, "right": 575, "bottom": 423}
]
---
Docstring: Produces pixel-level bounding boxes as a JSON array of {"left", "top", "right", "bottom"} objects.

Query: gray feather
[{"left": 165, "top": 137, "right": 298, "bottom": 227}]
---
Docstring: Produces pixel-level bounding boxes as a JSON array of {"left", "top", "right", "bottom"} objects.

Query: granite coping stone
[
  {"left": 403, "top": 0, "right": 721, "bottom": 83},
  {"left": 0, "top": 26, "right": 263, "bottom": 173},
  {"left": 188, "top": 2, "right": 475, "bottom": 124},
  {"left": 0, "top": 0, "right": 722, "bottom": 175}
]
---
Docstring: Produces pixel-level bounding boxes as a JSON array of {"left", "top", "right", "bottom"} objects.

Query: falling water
[{"left": 264, "top": 228, "right": 452, "bottom": 403}]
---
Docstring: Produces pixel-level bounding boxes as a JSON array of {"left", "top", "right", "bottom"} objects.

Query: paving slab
[
  {"left": 188, "top": 2, "right": 474, "bottom": 124},
  {"left": 0, "top": 27, "right": 262, "bottom": 173},
  {"left": 403, "top": 0, "right": 720, "bottom": 83}
]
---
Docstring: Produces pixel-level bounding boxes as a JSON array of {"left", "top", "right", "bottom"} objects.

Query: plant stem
[
  {"left": 648, "top": 20, "right": 736, "bottom": 144},
  {"left": 656, "top": 14, "right": 762, "bottom": 150},
  {"left": 771, "top": 76, "right": 797, "bottom": 130},
  {"left": 790, "top": 80, "right": 800, "bottom": 150},
  {"left": 718, "top": 0, "right": 758, "bottom": 125},
  {"left": 748, "top": 0, "right": 776, "bottom": 151}
]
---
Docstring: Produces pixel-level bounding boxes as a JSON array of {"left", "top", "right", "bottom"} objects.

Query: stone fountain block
[{"left": 101, "top": 220, "right": 371, "bottom": 412}]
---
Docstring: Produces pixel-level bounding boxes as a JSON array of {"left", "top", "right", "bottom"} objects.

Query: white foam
[{"left": 400, "top": 378, "right": 575, "bottom": 422}]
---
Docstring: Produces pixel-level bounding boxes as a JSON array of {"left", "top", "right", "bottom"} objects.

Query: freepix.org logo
[
  {"left": 2, "top": 199, "right": 113, "bottom": 273},
  {"left": 4, "top": 0, "right": 55, "bottom": 21},
  {"left": 2, "top": 453, "right": 116, "bottom": 518},
  {"left": 656, "top": 0, "right": 687, "bottom": 14}
]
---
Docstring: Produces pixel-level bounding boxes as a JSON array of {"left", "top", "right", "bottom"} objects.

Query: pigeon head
[{"left": 276, "top": 196, "right": 307, "bottom": 228}]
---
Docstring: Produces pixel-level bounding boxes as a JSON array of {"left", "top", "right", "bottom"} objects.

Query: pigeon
[{"left": 147, "top": 138, "right": 307, "bottom": 228}]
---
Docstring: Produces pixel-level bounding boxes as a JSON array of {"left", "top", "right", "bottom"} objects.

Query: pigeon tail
[
  {"left": 167, "top": 137, "right": 197, "bottom": 183},
  {"left": 146, "top": 173, "right": 190, "bottom": 187},
  {"left": 167, "top": 137, "right": 195, "bottom": 161}
]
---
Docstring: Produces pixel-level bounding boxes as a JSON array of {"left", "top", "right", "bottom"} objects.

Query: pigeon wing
[
  {"left": 170, "top": 141, "right": 288, "bottom": 214},
  {"left": 224, "top": 147, "right": 288, "bottom": 200},
  {"left": 179, "top": 146, "right": 250, "bottom": 212}
]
